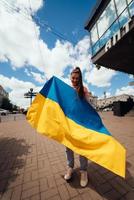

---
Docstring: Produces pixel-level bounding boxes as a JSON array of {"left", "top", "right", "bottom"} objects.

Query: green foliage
[{"left": 1, "top": 97, "right": 13, "bottom": 111}]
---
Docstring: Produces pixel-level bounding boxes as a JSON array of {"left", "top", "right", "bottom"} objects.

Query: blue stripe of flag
[{"left": 40, "top": 76, "right": 111, "bottom": 135}]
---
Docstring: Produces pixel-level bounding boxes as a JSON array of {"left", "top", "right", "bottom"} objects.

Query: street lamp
[{"left": 24, "top": 88, "right": 37, "bottom": 105}]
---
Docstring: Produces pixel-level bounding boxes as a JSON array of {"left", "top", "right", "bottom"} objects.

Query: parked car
[{"left": 0, "top": 108, "right": 9, "bottom": 116}]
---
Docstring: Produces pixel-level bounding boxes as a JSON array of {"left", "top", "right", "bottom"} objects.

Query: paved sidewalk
[{"left": 0, "top": 112, "right": 134, "bottom": 200}]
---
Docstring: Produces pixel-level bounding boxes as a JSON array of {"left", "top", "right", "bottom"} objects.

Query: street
[{"left": 0, "top": 112, "right": 134, "bottom": 200}]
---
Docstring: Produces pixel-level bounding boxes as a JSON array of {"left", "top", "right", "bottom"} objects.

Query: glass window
[
  {"left": 129, "top": 1, "right": 134, "bottom": 17},
  {"left": 92, "top": 41, "right": 100, "bottom": 56},
  {"left": 90, "top": 24, "right": 98, "bottom": 45},
  {"left": 118, "top": 9, "right": 129, "bottom": 28},
  {"left": 127, "top": 0, "right": 133, "bottom": 5},
  {"left": 100, "top": 20, "right": 119, "bottom": 47},
  {"left": 99, "top": 30, "right": 111, "bottom": 49},
  {"left": 97, "top": 0, "right": 117, "bottom": 37},
  {"left": 99, "top": 20, "right": 119, "bottom": 48},
  {"left": 115, "top": 0, "right": 127, "bottom": 16}
]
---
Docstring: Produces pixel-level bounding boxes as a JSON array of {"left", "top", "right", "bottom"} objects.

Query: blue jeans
[{"left": 66, "top": 147, "right": 88, "bottom": 171}]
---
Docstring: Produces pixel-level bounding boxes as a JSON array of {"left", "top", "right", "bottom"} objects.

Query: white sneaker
[
  {"left": 80, "top": 170, "right": 88, "bottom": 187},
  {"left": 64, "top": 167, "right": 73, "bottom": 180}
]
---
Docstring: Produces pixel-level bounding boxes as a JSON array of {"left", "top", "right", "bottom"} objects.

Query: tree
[{"left": 1, "top": 97, "right": 13, "bottom": 111}]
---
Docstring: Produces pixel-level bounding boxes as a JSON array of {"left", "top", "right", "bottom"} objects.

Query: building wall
[
  {"left": 86, "top": 93, "right": 98, "bottom": 108},
  {"left": 97, "top": 94, "right": 134, "bottom": 108},
  {"left": 89, "top": 0, "right": 134, "bottom": 56}
]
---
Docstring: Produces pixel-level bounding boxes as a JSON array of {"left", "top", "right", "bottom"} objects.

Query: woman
[{"left": 64, "top": 67, "right": 91, "bottom": 187}]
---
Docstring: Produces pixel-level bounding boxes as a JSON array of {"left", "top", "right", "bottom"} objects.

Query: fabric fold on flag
[{"left": 26, "top": 76, "right": 126, "bottom": 178}]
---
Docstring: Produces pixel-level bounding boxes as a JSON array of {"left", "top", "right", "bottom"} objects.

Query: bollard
[
  {"left": 0, "top": 116, "right": 1, "bottom": 123},
  {"left": 14, "top": 116, "right": 16, "bottom": 121}
]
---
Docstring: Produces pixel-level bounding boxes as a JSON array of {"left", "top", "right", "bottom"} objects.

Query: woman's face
[{"left": 71, "top": 72, "right": 80, "bottom": 88}]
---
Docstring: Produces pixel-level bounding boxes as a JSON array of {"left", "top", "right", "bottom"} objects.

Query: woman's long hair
[{"left": 71, "top": 67, "right": 84, "bottom": 98}]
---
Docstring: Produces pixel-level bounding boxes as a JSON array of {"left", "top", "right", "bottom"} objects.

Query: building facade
[
  {"left": 86, "top": 94, "right": 98, "bottom": 109},
  {"left": 85, "top": 0, "right": 134, "bottom": 74},
  {"left": 0, "top": 85, "right": 9, "bottom": 107},
  {"left": 97, "top": 94, "right": 134, "bottom": 108}
]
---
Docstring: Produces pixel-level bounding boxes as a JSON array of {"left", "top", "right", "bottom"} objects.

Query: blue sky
[{"left": 0, "top": 0, "right": 134, "bottom": 108}]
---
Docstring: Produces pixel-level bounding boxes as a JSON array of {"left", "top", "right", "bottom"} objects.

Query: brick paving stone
[
  {"left": 81, "top": 191, "right": 92, "bottom": 200},
  {"left": 25, "top": 164, "right": 38, "bottom": 170},
  {"left": 38, "top": 171, "right": 52, "bottom": 179},
  {"left": 110, "top": 179, "right": 128, "bottom": 195},
  {"left": 21, "top": 186, "right": 40, "bottom": 199},
  {"left": 0, "top": 189, "right": 13, "bottom": 200},
  {"left": 37, "top": 154, "right": 48, "bottom": 161},
  {"left": 23, "top": 172, "right": 32, "bottom": 183},
  {"left": 126, "top": 177, "right": 134, "bottom": 188},
  {"left": 29, "top": 194, "right": 40, "bottom": 200},
  {"left": 115, "top": 177, "right": 132, "bottom": 191},
  {"left": 47, "top": 176, "right": 56, "bottom": 188},
  {"left": 88, "top": 188, "right": 104, "bottom": 200},
  {"left": 55, "top": 176, "right": 66, "bottom": 186},
  {"left": 58, "top": 184, "right": 70, "bottom": 200},
  {"left": 37, "top": 160, "right": 44, "bottom": 169},
  {"left": 8, "top": 174, "right": 23, "bottom": 188},
  {"left": 11, "top": 185, "right": 22, "bottom": 200},
  {"left": 18, "top": 168, "right": 25, "bottom": 175},
  {"left": 51, "top": 165, "right": 61, "bottom": 174},
  {"left": 31, "top": 170, "right": 39, "bottom": 181},
  {"left": 96, "top": 167, "right": 108, "bottom": 175},
  {"left": 102, "top": 171, "right": 116, "bottom": 180},
  {"left": 22, "top": 180, "right": 39, "bottom": 191},
  {"left": 47, "top": 195, "right": 61, "bottom": 200},
  {"left": 77, "top": 187, "right": 89, "bottom": 194},
  {"left": 26, "top": 158, "right": 32, "bottom": 165},
  {"left": 24, "top": 165, "right": 38, "bottom": 173},
  {"left": 96, "top": 182, "right": 112, "bottom": 195},
  {"left": 40, "top": 188, "right": 58, "bottom": 200},
  {"left": 103, "top": 189, "right": 121, "bottom": 200},
  {"left": 39, "top": 178, "right": 48, "bottom": 190},
  {"left": 0, "top": 113, "right": 134, "bottom": 200},
  {"left": 65, "top": 183, "right": 78, "bottom": 198},
  {"left": 43, "top": 164, "right": 52, "bottom": 171},
  {"left": 91, "top": 171, "right": 106, "bottom": 185},
  {"left": 71, "top": 195, "right": 82, "bottom": 200},
  {"left": 0, "top": 179, "right": 8, "bottom": 193},
  {"left": 50, "top": 159, "right": 62, "bottom": 165},
  {"left": 124, "top": 191, "right": 134, "bottom": 200},
  {"left": 119, "top": 197, "right": 126, "bottom": 200}
]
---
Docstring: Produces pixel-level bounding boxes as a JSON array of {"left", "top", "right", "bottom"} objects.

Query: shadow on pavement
[
  {"left": 67, "top": 162, "right": 134, "bottom": 200},
  {"left": 0, "top": 137, "right": 30, "bottom": 193}
]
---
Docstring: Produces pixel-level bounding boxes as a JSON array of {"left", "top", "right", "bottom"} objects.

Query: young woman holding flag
[{"left": 64, "top": 67, "right": 92, "bottom": 187}]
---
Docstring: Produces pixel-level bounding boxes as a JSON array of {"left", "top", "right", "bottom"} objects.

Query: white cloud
[
  {"left": 24, "top": 68, "right": 46, "bottom": 83},
  {"left": 0, "top": 0, "right": 92, "bottom": 80},
  {"left": 31, "top": 71, "right": 46, "bottom": 83},
  {"left": 4, "top": 0, "right": 43, "bottom": 14},
  {"left": 85, "top": 66, "right": 117, "bottom": 87},
  {"left": 0, "top": 0, "right": 44, "bottom": 70},
  {"left": 0, "top": 0, "right": 119, "bottom": 107},
  {"left": 115, "top": 85, "right": 134, "bottom": 96},
  {"left": 0, "top": 74, "right": 41, "bottom": 108}
]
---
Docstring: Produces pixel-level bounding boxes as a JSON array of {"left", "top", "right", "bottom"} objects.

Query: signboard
[{"left": 105, "top": 19, "right": 132, "bottom": 52}]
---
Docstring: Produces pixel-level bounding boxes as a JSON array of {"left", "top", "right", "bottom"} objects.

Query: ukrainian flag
[{"left": 27, "top": 76, "right": 126, "bottom": 178}]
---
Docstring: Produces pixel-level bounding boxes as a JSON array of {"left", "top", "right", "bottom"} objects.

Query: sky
[{"left": 0, "top": 0, "right": 134, "bottom": 109}]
